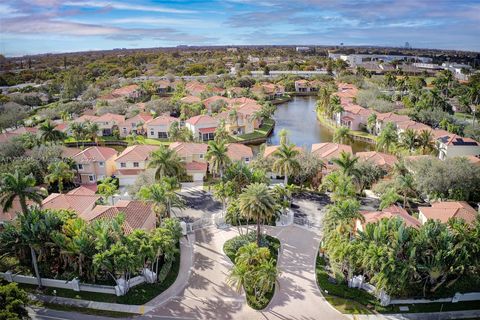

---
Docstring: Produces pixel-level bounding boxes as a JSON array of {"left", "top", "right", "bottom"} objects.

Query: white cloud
[{"left": 63, "top": 1, "right": 196, "bottom": 14}]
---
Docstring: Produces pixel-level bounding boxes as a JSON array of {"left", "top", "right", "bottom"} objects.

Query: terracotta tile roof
[
  {"left": 61, "top": 147, "right": 83, "bottom": 158},
  {"left": 96, "top": 113, "right": 125, "bottom": 123},
  {"left": 55, "top": 123, "right": 68, "bottom": 132},
  {"left": 73, "top": 146, "right": 117, "bottom": 163},
  {"left": 311, "top": 143, "right": 353, "bottom": 160},
  {"left": 0, "top": 198, "right": 29, "bottom": 223},
  {"left": 67, "top": 186, "right": 96, "bottom": 196},
  {"left": 466, "top": 155, "right": 480, "bottom": 166},
  {"left": 359, "top": 205, "right": 420, "bottom": 229},
  {"left": 11, "top": 127, "right": 38, "bottom": 134},
  {"left": 397, "top": 120, "right": 431, "bottom": 132},
  {"left": 74, "top": 115, "right": 99, "bottom": 123},
  {"left": 229, "top": 97, "right": 257, "bottom": 106},
  {"left": 376, "top": 112, "right": 410, "bottom": 123},
  {"left": 263, "top": 145, "right": 304, "bottom": 158},
  {"left": 180, "top": 95, "right": 201, "bottom": 104},
  {"left": 356, "top": 151, "right": 398, "bottom": 169},
  {"left": 186, "top": 115, "right": 218, "bottom": 126},
  {"left": 0, "top": 132, "right": 19, "bottom": 143},
  {"left": 115, "top": 145, "right": 158, "bottom": 162},
  {"left": 252, "top": 83, "right": 285, "bottom": 94},
  {"left": 185, "top": 161, "right": 208, "bottom": 172},
  {"left": 82, "top": 200, "right": 155, "bottom": 234},
  {"left": 419, "top": 201, "right": 478, "bottom": 224},
  {"left": 146, "top": 115, "right": 178, "bottom": 126},
  {"left": 42, "top": 193, "right": 100, "bottom": 216},
  {"left": 111, "top": 84, "right": 139, "bottom": 97},
  {"left": 185, "top": 81, "right": 207, "bottom": 95},
  {"left": 227, "top": 143, "right": 253, "bottom": 161},
  {"left": 198, "top": 127, "right": 216, "bottom": 134},
  {"left": 237, "top": 102, "right": 262, "bottom": 116},
  {"left": 169, "top": 142, "right": 208, "bottom": 157},
  {"left": 120, "top": 114, "right": 153, "bottom": 127},
  {"left": 202, "top": 95, "right": 229, "bottom": 109}
]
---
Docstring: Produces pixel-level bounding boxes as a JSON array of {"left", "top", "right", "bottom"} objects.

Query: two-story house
[
  {"left": 95, "top": 113, "right": 126, "bottom": 136},
  {"left": 114, "top": 145, "right": 158, "bottom": 186},
  {"left": 72, "top": 146, "right": 117, "bottom": 184},
  {"left": 146, "top": 115, "right": 179, "bottom": 139},
  {"left": 118, "top": 113, "right": 153, "bottom": 138},
  {"left": 418, "top": 201, "right": 478, "bottom": 225},
  {"left": 185, "top": 115, "right": 218, "bottom": 141},
  {"left": 169, "top": 142, "right": 208, "bottom": 181},
  {"left": 226, "top": 143, "right": 253, "bottom": 164},
  {"left": 252, "top": 83, "right": 285, "bottom": 100},
  {"left": 434, "top": 131, "right": 480, "bottom": 160}
]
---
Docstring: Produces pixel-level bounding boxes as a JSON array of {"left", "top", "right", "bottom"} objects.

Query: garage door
[
  {"left": 119, "top": 176, "right": 137, "bottom": 187},
  {"left": 192, "top": 173, "right": 205, "bottom": 181}
]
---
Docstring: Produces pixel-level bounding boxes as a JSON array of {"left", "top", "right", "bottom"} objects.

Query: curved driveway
[{"left": 143, "top": 225, "right": 345, "bottom": 320}]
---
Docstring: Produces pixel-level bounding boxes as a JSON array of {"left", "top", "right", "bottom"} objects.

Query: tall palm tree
[
  {"left": 147, "top": 146, "right": 185, "bottom": 181},
  {"left": 379, "top": 188, "right": 401, "bottom": 210},
  {"left": 0, "top": 173, "right": 46, "bottom": 288},
  {"left": 417, "top": 130, "right": 435, "bottom": 155},
  {"left": 376, "top": 122, "right": 398, "bottom": 153},
  {"left": 214, "top": 120, "right": 230, "bottom": 143},
  {"left": 331, "top": 151, "right": 359, "bottom": 176},
  {"left": 206, "top": 140, "right": 230, "bottom": 178},
  {"left": 44, "top": 161, "right": 74, "bottom": 194},
  {"left": 396, "top": 174, "right": 416, "bottom": 209},
  {"left": 328, "top": 95, "right": 341, "bottom": 119},
  {"left": 68, "top": 122, "right": 86, "bottom": 148},
  {"left": 323, "top": 198, "right": 361, "bottom": 236},
  {"left": 229, "top": 108, "right": 239, "bottom": 129},
  {"left": 0, "top": 170, "right": 45, "bottom": 215},
  {"left": 367, "top": 113, "right": 377, "bottom": 134},
  {"left": 400, "top": 129, "right": 417, "bottom": 154},
  {"left": 238, "top": 183, "right": 277, "bottom": 245},
  {"left": 126, "top": 133, "right": 146, "bottom": 146},
  {"left": 168, "top": 121, "right": 182, "bottom": 142},
  {"left": 138, "top": 180, "right": 185, "bottom": 224},
  {"left": 272, "top": 143, "right": 300, "bottom": 186},
  {"left": 97, "top": 177, "right": 118, "bottom": 205},
  {"left": 316, "top": 86, "right": 332, "bottom": 115},
  {"left": 85, "top": 121, "right": 100, "bottom": 144},
  {"left": 39, "top": 121, "right": 64, "bottom": 144},
  {"left": 278, "top": 129, "right": 289, "bottom": 145},
  {"left": 333, "top": 127, "right": 351, "bottom": 144}
]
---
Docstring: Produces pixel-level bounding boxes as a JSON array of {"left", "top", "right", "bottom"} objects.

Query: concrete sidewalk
[{"left": 345, "top": 310, "right": 480, "bottom": 320}]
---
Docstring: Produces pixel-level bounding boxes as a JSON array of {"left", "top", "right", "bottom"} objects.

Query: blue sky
[{"left": 1, "top": 0, "right": 479, "bottom": 56}]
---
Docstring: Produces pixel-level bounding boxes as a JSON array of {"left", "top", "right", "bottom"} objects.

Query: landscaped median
[{"left": 223, "top": 231, "right": 280, "bottom": 310}]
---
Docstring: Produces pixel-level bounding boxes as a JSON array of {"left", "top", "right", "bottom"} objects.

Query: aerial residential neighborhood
[{"left": 1, "top": 1, "right": 480, "bottom": 320}]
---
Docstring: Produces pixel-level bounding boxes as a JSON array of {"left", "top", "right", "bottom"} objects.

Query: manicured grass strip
[
  {"left": 20, "top": 248, "right": 180, "bottom": 305},
  {"left": 41, "top": 302, "right": 137, "bottom": 318},
  {"left": 143, "top": 138, "right": 171, "bottom": 146}
]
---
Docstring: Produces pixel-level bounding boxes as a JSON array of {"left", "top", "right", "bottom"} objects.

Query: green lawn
[
  {"left": 20, "top": 247, "right": 180, "bottom": 305},
  {"left": 230, "top": 119, "right": 275, "bottom": 142},
  {"left": 316, "top": 255, "right": 480, "bottom": 315},
  {"left": 143, "top": 138, "right": 170, "bottom": 146},
  {"left": 41, "top": 302, "right": 137, "bottom": 318}
]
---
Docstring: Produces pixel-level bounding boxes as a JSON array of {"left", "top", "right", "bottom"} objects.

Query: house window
[
  {"left": 120, "top": 162, "right": 126, "bottom": 168},
  {"left": 77, "top": 164, "right": 83, "bottom": 170},
  {"left": 122, "top": 128, "right": 127, "bottom": 134},
  {"left": 244, "top": 157, "right": 250, "bottom": 162},
  {"left": 150, "top": 131, "right": 154, "bottom": 136},
  {"left": 199, "top": 154, "right": 204, "bottom": 159},
  {"left": 99, "top": 162, "right": 104, "bottom": 167},
  {"left": 88, "top": 175, "right": 96, "bottom": 182},
  {"left": 158, "top": 132, "right": 168, "bottom": 139},
  {"left": 133, "top": 162, "right": 139, "bottom": 168}
]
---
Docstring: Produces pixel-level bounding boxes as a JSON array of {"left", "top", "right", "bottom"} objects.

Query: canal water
[{"left": 267, "top": 96, "right": 373, "bottom": 153}]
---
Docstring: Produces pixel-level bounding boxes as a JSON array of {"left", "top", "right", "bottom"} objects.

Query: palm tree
[
  {"left": 328, "top": 95, "right": 341, "bottom": 119},
  {"left": 417, "top": 130, "right": 435, "bottom": 155},
  {"left": 147, "top": 146, "right": 185, "bottom": 181},
  {"left": 367, "top": 113, "right": 377, "bottom": 134},
  {"left": 168, "top": 121, "right": 182, "bottom": 142},
  {"left": 138, "top": 180, "right": 185, "bottom": 224},
  {"left": 272, "top": 143, "right": 300, "bottom": 186},
  {"left": 377, "top": 122, "right": 398, "bottom": 153},
  {"left": 85, "top": 121, "right": 100, "bottom": 144},
  {"left": 396, "top": 174, "right": 416, "bottom": 209},
  {"left": 206, "top": 140, "right": 230, "bottom": 178},
  {"left": 379, "top": 188, "right": 401, "bottom": 210},
  {"left": 400, "top": 129, "right": 417, "bottom": 153},
  {"left": 331, "top": 151, "right": 359, "bottom": 176},
  {"left": 323, "top": 198, "right": 361, "bottom": 236},
  {"left": 39, "top": 121, "right": 64, "bottom": 144},
  {"left": 279, "top": 128, "right": 289, "bottom": 145},
  {"left": 44, "top": 161, "right": 74, "bottom": 194},
  {"left": 68, "top": 122, "right": 86, "bottom": 148},
  {"left": 229, "top": 108, "right": 239, "bottom": 129},
  {"left": 97, "top": 177, "right": 118, "bottom": 205},
  {"left": 126, "top": 133, "right": 145, "bottom": 146},
  {"left": 0, "top": 173, "right": 46, "bottom": 288},
  {"left": 238, "top": 183, "right": 277, "bottom": 245},
  {"left": 333, "top": 127, "right": 351, "bottom": 144},
  {"left": 0, "top": 170, "right": 45, "bottom": 215},
  {"left": 316, "top": 86, "right": 332, "bottom": 115},
  {"left": 214, "top": 120, "right": 230, "bottom": 143},
  {"left": 213, "top": 181, "right": 233, "bottom": 216}
]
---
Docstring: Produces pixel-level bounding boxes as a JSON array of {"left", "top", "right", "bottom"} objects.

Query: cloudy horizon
[{"left": 1, "top": 0, "right": 479, "bottom": 57}]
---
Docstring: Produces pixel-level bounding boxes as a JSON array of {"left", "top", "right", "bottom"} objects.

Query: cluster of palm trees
[
  {"left": 377, "top": 123, "right": 436, "bottom": 155},
  {"left": 68, "top": 120, "right": 101, "bottom": 147}
]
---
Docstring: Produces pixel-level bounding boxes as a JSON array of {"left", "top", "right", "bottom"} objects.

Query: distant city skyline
[{"left": 1, "top": 0, "right": 480, "bottom": 57}]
